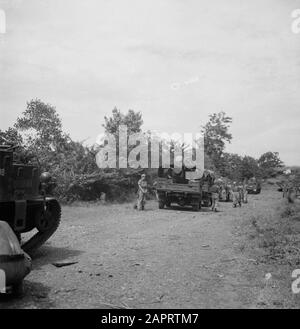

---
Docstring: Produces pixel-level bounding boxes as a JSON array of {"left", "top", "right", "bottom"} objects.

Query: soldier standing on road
[
  {"left": 226, "top": 183, "right": 232, "bottom": 202},
  {"left": 136, "top": 174, "right": 148, "bottom": 211},
  {"left": 232, "top": 182, "right": 241, "bottom": 208},
  {"left": 242, "top": 183, "right": 248, "bottom": 203},
  {"left": 210, "top": 183, "right": 220, "bottom": 212}
]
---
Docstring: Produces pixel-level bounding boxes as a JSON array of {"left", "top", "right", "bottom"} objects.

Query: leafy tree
[
  {"left": 0, "top": 127, "right": 29, "bottom": 162},
  {"left": 102, "top": 107, "right": 144, "bottom": 169},
  {"left": 258, "top": 151, "right": 284, "bottom": 177},
  {"left": 202, "top": 112, "right": 232, "bottom": 156},
  {"left": 15, "top": 99, "right": 65, "bottom": 151},
  {"left": 103, "top": 107, "right": 143, "bottom": 136},
  {"left": 219, "top": 153, "right": 261, "bottom": 181},
  {"left": 201, "top": 111, "right": 232, "bottom": 171},
  {"left": 13, "top": 99, "right": 70, "bottom": 167},
  {"left": 0, "top": 127, "right": 23, "bottom": 145},
  {"left": 241, "top": 156, "right": 261, "bottom": 179},
  {"left": 220, "top": 153, "right": 243, "bottom": 180}
]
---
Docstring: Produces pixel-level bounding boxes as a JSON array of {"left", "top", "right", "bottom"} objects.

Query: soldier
[
  {"left": 210, "top": 182, "right": 220, "bottom": 212},
  {"left": 238, "top": 183, "right": 244, "bottom": 203},
  {"left": 220, "top": 185, "right": 227, "bottom": 201},
  {"left": 287, "top": 185, "right": 297, "bottom": 203},
  {"left": 136, "top": 174, "right": 148, "bottom": 210},
  {"left": 232, "top": 182, "right": 241, "bottom": 208},
  {"left": 216, "top": 179, "right": 225, "bottom": 201},
  {"left": 226, "top": 183, "right": 232, "bottom": 202},
  {"left": 282, "top": 182, "right": 288, "bottom": 198},
  {"left": 242, "top": 182, "right": 248, "bottom": 203}
]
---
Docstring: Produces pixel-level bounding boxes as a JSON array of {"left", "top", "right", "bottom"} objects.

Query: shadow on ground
[
  {"left": 30, "top": 244, "right": 84, "bottom": 270},
  {"left": 0, "top": 280, "right": 53, "bottom": 309}
]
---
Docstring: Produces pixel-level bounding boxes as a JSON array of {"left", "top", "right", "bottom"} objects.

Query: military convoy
[
  {"left": 155, "top": 166, "right": 262, "bottom": 211},
  {"left": 0, "top": 144, "right": 61, "bottom": 254}
]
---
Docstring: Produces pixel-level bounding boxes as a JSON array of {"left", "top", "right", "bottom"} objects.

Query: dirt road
[{"left": 0, "top": 189, "right": 287, "bottom": 308}]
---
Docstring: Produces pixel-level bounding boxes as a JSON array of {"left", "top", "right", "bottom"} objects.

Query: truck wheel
[
  {"left": 158, "top": 200, "right": 165, "bottom": 209},
  {"left": 165, "top": 200, "right": 171, "bottom": 208}
]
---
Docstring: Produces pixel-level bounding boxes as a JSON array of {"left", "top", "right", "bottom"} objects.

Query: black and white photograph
[{"left": 0, "top": 0, "right": 300, "bottom": 316}]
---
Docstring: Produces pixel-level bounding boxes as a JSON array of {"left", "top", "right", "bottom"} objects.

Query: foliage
[
  {"left": 103, "top": 107, "right": 143, "bottom": 136},
  {"left": 1, "top": 100, "right": 285, "bottom": 201},
  {"left": 15, "top": 99, "right": 65, "bottom": 149},
  {"left": 0, "top": 127, "right": 23, "bottom": 145},
  {"left": 258, "top": 151, "right": 284, "bottom": 178},
  {"left": 241, "top": 156, "right": 261, "bottom": 179},
  {"left": 201, "top": 111, "right": 232, "bottom": 156},
  {"left": 201, "top": 111, "right": 233, "bottom": 172}
]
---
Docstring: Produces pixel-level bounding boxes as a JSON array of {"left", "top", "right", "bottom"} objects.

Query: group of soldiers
[
  {"left": 282, "top": 181, "right": 300, "bottom": 203},
  {"left": 210, "top": 179, "right": 248, "bottom": 212}
]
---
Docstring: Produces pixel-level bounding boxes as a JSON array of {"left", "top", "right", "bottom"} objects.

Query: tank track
[{"left": 21, "top": 199, "right": 61, "bottom": 254}]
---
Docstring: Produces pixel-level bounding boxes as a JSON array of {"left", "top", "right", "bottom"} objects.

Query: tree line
[{"left": 0, "top": 99, "right": 284, "bottom": 202}]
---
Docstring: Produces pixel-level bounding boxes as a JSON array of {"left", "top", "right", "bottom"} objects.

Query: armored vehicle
[{"left": 0, "top": 145, "right": 61, "bottom": 254}]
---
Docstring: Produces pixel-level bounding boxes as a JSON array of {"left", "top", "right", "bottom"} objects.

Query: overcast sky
[{"left": 0, "top": 0, "right": 300, "bottom": 165}]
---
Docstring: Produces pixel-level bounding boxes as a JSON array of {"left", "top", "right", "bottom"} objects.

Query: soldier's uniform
[
  {"left": 232, "top": 184, "right": 241, "bottom": 207},
  {"left": 283, "top": 183, "right": 288, "bottom": 198},
  {"left": 242, "top": 184, "right": 248, "bottom": 203},
  {"left": 220, "top": 186, "right": 227, "bottom": 201},
  {"left": 137, "top": 175, "right": 148, "bottom": 210},
  {"left": 210, "top": 184, "right": 220, "bottom": 212},
  {"left": 226, "top": 184, "right": 232, "bottom": 202},
  {"left": 287, "top": 185, "right": 297, "bottom": 203}
]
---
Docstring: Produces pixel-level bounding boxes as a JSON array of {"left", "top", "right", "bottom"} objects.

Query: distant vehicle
[
  {"left": 0, "top": 144, "right": 61, "bottom": 254},
  {"left": 246, "top": 177, "right": 261, "bottom": 194},
  {"left": 155, "top": 167, "right": 214, "bottom": 211}
]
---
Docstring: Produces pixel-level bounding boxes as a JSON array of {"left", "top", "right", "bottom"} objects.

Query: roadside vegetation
[
  {"left": 0, "top": 99, "right": 285, "bottom": 202},
  {"left": 239, "top": 187, "right": 300, "bottom": 308}
]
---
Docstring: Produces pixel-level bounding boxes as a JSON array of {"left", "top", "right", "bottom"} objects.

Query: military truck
[
  {"left": 155, "top": 168, "right": 214, "bottom": 211},
  {"left": 246, "top": 177, "right": 261, "bottom": 194},
  {"left": 0, "top": 145, "right": 61, "bottom": 254}
]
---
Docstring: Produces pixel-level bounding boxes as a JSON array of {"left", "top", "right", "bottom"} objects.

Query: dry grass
[
  {"left": 248, "top": 203, "right": 300, "bottom": 266},
  {"left": 240, "top": 195, "right": 300, "bottom": 308}
]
